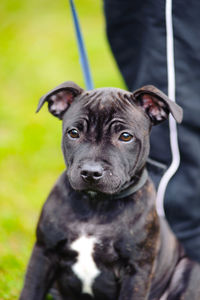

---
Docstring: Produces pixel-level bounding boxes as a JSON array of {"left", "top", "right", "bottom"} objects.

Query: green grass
[{"left": 0, "top": 0, "right": 124, "bottom": 298}]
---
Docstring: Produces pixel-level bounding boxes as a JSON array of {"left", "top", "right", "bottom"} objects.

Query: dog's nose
[{"left": 81, "top": 163, "right": 103, "bottom": 182}]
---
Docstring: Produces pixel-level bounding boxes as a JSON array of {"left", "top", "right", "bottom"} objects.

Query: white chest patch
[{"left": 71, "top": 235, "right": 100, "bottom": 296}]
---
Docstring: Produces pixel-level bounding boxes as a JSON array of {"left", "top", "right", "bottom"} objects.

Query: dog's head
[{"left": 37, "top": 82, "right": 182, "bottom": 194}]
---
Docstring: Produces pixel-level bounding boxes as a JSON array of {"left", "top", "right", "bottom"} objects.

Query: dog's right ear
[{"left": 36, "top": 81, "right": 84, "bottom": 119}]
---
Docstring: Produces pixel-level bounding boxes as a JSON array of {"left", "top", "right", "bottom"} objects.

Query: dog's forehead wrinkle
[{"left": 81, "top": 88, "right": 133, "bottom": 110}]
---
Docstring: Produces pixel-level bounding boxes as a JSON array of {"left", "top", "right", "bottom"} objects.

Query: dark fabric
[{"left": 104, "top": 0, "right": 200, "bottom": 262}]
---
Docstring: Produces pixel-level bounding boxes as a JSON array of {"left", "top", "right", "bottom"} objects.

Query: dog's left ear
[
  {"left": 133, "top": 85, "right": 183, "bottom": 125},
  {"left": 36, "top": 81, "right": 84, "bottom": 119}
]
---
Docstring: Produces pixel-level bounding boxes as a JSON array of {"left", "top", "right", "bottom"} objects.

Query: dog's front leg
[
  {"left": 19, "top": 243, "right": 58, "bottom": 300},
  {"left": 119, "top": 270, "right": 153, "bottom": 300}
]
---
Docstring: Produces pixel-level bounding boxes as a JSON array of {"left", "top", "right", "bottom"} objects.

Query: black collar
[{"left": 112, "top": 168, "right": 148, "bottom": 199}]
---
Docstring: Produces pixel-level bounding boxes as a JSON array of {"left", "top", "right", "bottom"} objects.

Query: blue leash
[{"left": 69, "top": 0, "right": 94, "bottom": 90}]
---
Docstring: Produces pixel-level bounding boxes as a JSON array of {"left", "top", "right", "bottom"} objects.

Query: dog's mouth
[{"left": 68, "top": 170, "right": 123, "bottom": 196}]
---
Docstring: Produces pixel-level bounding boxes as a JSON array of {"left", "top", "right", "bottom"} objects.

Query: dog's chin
[{"left": 68, "top": 179, "right": 122, "bottom": 196}]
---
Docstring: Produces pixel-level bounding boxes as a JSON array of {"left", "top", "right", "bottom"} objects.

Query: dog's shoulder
[
  {"left": 40, "top": 171, "right": 71, "bottom": 213},
  {"left": 36, "top": 171, "right": 73, "bottom": 249}
]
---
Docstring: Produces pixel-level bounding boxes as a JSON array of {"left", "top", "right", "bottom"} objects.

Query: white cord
[{"left": 156, "top": 0, "right": 181, "bottom": 216}]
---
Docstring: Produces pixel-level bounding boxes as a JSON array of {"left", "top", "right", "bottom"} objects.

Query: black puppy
[{"left": 20, "top": 82, "right": 200, "bottom": 300}]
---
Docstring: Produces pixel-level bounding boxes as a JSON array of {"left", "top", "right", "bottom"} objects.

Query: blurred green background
[{"left": 0, "top": 0, "right": 124, "bottom": 298}]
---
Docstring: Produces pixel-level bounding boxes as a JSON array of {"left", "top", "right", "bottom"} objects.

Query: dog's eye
[
  {"left": 119, "top": 132, "right": 133, "bottom": 142},
  {"left": 68, "top": 129, "right": 80, "bottom": 139}
]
